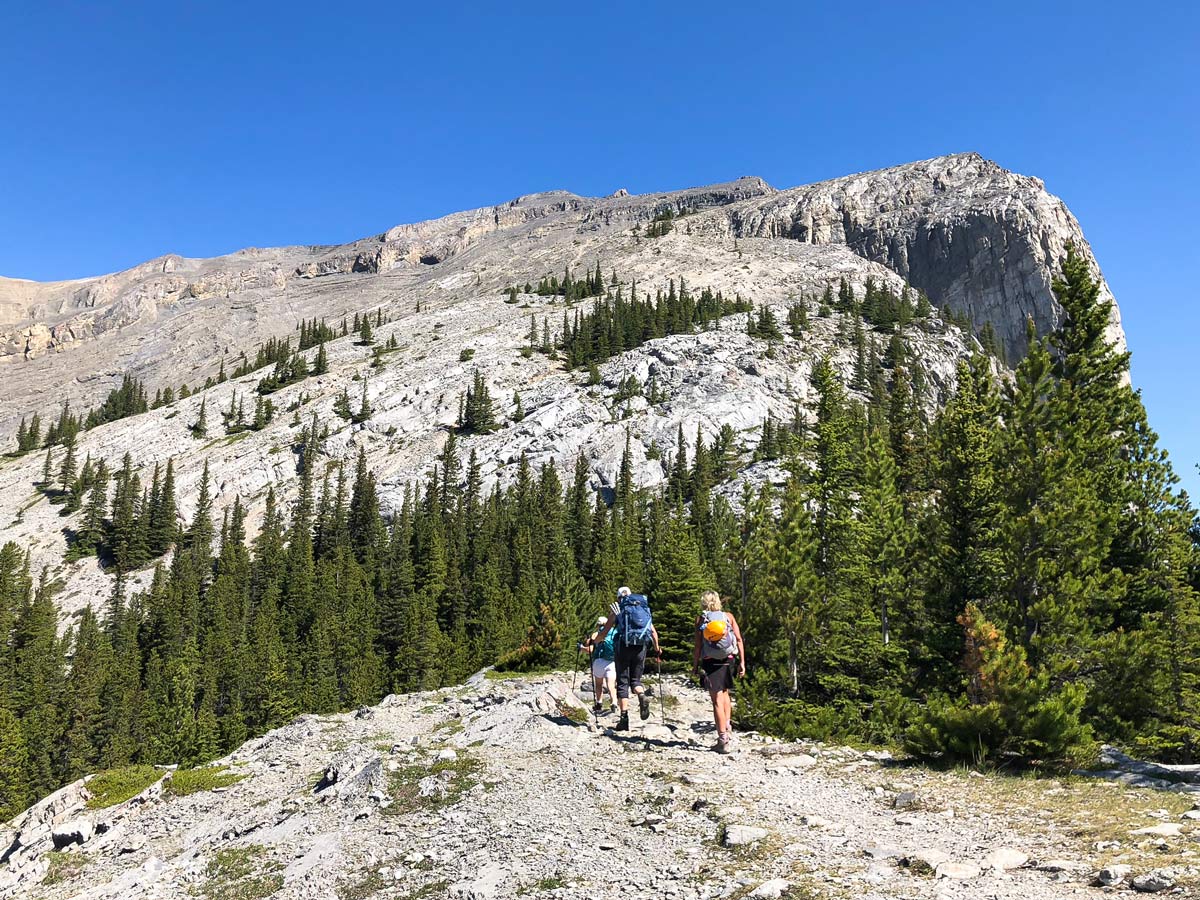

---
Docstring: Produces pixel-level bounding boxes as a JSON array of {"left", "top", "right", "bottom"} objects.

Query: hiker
[
  {"left": 597, "top": 586, "right": 660, "bottom": 731},
  {"left": 580, "top": 615, "right": 618, "bottom": 714},
  {"left": 692, "top": 591, "right": 745, "bottom": 754}
]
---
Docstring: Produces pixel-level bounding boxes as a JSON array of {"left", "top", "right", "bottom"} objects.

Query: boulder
[
  {"left": 983, "top": 847, "right": 1028, "bottom": 871},
  {"left": 1132, "top": 870, "right": 1175, "bottom": 893},
  {"left": 316, "top": 749, "right": 386, "bottom": 803},
  {"left": 893, "top": 791, "right": 920, "bottom": 810},
  {"left": 748, "top": 879, "right": 790, "bottom": 899},
  {"left": 936, "top": 862, "right": 980, "bottom": 880},
  {"left": 51, "top": 818, "right": 93, "bottom": 850},
  {"left": 450, "top": 862, "right": 509, "bottom": 900},
  {"left": 1130, "top": 823, "right": 1182, "bottom": 837},
  {"left": 1097, "top": 864, "right": 1132, "bottom": 887},
  {"left": 722, "top": 825, "right": 768, "bottom": 847}
]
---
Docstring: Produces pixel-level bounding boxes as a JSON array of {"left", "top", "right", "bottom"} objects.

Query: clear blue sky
[{"left": 2, "top": 2, "right": 1197, "bottom": 494}]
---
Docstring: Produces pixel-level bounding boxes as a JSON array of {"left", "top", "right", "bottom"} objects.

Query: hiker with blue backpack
[
  {"left": 692, "top": 591, "right": 745, "bottom": 754},
  {"left": 580, "top": 615, "right": 619, "bottom": 715},
  {"left": 597, "top": 586, "right": 661, "bottom": 731}
]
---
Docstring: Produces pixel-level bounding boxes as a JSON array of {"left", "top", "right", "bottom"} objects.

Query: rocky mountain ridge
[
  {"left": 3, "top": 672, "right": 1193, "bottom": 899},
  {"left": 0, "top": 153, "right": 1122, "bottom": 621}
]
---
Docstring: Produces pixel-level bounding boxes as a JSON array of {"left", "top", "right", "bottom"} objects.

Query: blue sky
[{"left": 2, "top": 2, "right": 1197, "bottom": 494}]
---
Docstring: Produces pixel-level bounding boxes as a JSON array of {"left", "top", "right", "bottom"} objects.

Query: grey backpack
[{"left": 699, "top": 611, "right": 737, "bottom": 659}]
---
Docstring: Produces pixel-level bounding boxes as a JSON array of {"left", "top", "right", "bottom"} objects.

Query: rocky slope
[
  {"left": 3, "top": 672, "right": 1193, "bottom": 899},
  {"left": 0, "top": 153, "right": 1118, "bottom": 622}
]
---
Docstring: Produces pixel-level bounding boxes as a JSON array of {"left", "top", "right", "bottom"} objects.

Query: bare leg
[
  {"left": 592, "top": 675, "right": 603, "bottom": 704},
  {"left": 606, "top": 672, "right": 618, "bottom": 708},
  {"left": 719, "top": 691, "right": 732, "bottom": 735},
  {"left": 709, "top": 689, "right": 723, "bottom": 734}
]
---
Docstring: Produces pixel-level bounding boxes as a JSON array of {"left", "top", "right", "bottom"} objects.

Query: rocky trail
[{"left": 5, "top": 672, "right": 1198, "bottom": 899}]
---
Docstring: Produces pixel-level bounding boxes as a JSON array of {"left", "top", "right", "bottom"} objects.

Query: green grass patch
[
  {"left": 194, "top": 845, "right": 284, "bottom": 900},
  {"left": 518, "top": 875, "right": 566, "bottom": 894},
  {"left": 167, "top": 765, "right": 247, "bottom": 798},
  {"left": 559, "top": 701, "right": 589, "bottom": 725},
  {"left": 396, "top": 880, "right": 449, "bottom": 900},
  {"left": 86, "top": 765, "right": 161, "bottom": 809},
  {"left": 382, "top": 753, "right": 482, "bottom": 816},
  {"left": 42, "top": 850, "right": 89, "bottom": 885},
  {"left": 484, "top": 666, "right": 553, "bottom": 681},
  {"left": 337, "top": 868, "right": 386, "bottom": 900}
]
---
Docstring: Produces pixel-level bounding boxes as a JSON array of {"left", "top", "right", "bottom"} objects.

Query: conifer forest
[{"left": 0, "top": 250, "right": 1197, "bottom": 822}]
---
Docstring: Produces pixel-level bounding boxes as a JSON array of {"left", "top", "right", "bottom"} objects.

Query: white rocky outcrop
[{"left": 4, "top": 672, "right": 1175, "bottom": 900}]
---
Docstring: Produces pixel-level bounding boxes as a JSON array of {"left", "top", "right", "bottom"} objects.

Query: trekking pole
[
  {"left": 570, "top": 643, "right": 583, "bottom": 696},
  {"left": 656, "top": 654, "right": 666, "bottom": 725}
]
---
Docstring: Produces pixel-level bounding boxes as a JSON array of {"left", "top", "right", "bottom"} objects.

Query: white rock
[
  {"left": 450, "top": 863, "right": 509, "bottom": 900},
  {"left": 1131, "top": 869, "right": 1175, "bottom": 892},
  {"left": 748, "top": 879, "right": 790, "bottom": 899},
  {"left": 51, "top": 817, "right": 93, "bottom": 849},
  {"left": 936, "top": 862, "right": 980, "bottom": 880},
  {"left": 983, "top": 847, "right": 1028, "bottom": 871},
  {"left": 722, "top": 825, "right": 768, "bottom": 847},
  {"left": 1130, "top": 823, "right": 1182, "bottom": 837}
]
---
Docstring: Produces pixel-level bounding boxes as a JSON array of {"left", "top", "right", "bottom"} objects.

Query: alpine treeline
[{"left": 0, "top": 251, "right": 1197, "bottom": 821}]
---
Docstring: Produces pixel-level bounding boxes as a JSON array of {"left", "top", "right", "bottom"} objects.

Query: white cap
[
  {"left": 617, "top": 586, "right": 632, "bottom": 598},
  {"left": 597, "top": 615, "right": 608, "bottom": 626}
]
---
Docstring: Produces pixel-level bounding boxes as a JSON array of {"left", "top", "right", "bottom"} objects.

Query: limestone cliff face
[{"left": 699, "top": 154, "right": 1120, "bottom": 360}]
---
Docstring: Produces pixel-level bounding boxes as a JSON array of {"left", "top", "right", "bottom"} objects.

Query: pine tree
[{"left": 461, "top": 371, "right": 497, "bottom": 434}]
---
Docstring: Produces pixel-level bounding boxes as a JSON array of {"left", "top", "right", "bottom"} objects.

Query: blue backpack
[{"left": 617, "top": 594, "right": 654, "bottom": 647}]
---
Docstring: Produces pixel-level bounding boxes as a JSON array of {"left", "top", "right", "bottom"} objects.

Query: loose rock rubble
[{"left": 4, "top": 672, "right": 1196, "bottom": 899}]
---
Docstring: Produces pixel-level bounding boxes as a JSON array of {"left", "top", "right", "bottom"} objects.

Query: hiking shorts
[
  {"left": 701, "top": 657, "right": 734, "bottom": 694},
  {"left": 615, "top": 643, "right": 648, "bottom": 699},
  {"left": 591, "top": 658, "right": 616, "bottom": 682}
]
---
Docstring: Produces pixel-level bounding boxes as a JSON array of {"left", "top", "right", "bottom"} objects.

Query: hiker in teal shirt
[{"left": 581, "top": 615, "right": 618, "bottom": 715}]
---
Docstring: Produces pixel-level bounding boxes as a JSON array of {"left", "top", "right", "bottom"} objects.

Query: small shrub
[
  {"left": 383, "top": 754, "right": 482, "bottom": 816},
  {"left": 167, "top": 765, "right": 246, "bottom": 798},
  {"left": 43, "top": 851, "right": 89, "bottom": 885},
  {"left": 196, "top": 845, "right": 283, "bottom": 900},
  {"left": 459, "top": 348, "right": 475, "bottom": 362},
  {"left": 86, "top": 765, "right": 161, "bottom": 809},
  {"left": 903, "top": 604, "right": 1094, "bottom": 767}
]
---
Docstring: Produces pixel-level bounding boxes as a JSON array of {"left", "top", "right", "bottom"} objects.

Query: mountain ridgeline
[{"left": 0, "top": 155, "right": 1196, "bottom": 828}]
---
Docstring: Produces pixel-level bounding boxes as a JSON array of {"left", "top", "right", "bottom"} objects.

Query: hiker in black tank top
[{"left": 692, "top": 590, "right": 745, "bottom": 754}]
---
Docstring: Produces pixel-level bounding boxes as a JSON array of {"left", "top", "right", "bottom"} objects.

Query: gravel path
[{"left": 8, "top": 672, "right": 1194, "bottom": 899}]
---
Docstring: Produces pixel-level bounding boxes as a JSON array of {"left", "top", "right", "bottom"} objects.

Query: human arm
[
  {"left": 651, "top": 626, "right": 661, "bottom": 658},
  {"left": 596, "top": 610, "right": 617, "bottom": 641},
  {"left": 692, "top": 618, "right": 703, "bottom": 676},
  {"left": 729, "top": 614, "right": 746, "bottom": 677}
]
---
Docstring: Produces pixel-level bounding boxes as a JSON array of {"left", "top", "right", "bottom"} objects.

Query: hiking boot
[
  {"left": 616, "top": 712, "right": 629, "bottom": 731},
  {"left": 638, "top": 692, "right": 651, "bottom": 721},
  {"left": 717, "top": 731, "right": 733, "bottom": 754},
  {"left": 592, "top": 702, "right": 602, "bottom": 714}
]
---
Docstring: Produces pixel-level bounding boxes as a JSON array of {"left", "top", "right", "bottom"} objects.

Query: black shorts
[
  {"left": 701, "top": 658, "right": 734, "bottom": 694},
  {"left": 615, "top": 643, "right": 648, "bottom": 699}
]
